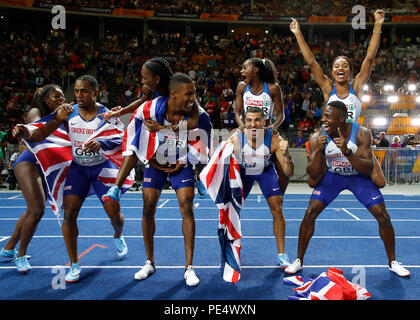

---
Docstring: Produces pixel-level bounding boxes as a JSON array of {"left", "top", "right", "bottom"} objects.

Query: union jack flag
[
  {"left": 84, "top": 116, "right": 135, "bottom": 190},
  {"left": 23, "top": 112, "right": 72, "bottom": 223},
  {"left": 122, "top": 96, "right": 167, "bottom": 164},
  {"left": 284, "top": 268, "right": 372, "bottom": 300},
  {"left": 23, "top": 111, "right": 134, "bottom": 223},
  {"left": 122, "top": 97, "right": 212, "bottom": 166},
  {"left": 199, "top": 141, "right": 244, "bottom": 282}
]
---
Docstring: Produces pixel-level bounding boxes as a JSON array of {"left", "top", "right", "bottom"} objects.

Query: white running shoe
[
  {"left": 389, "top": 261, "right": 410, "bottom": 277},
  {"left": 284, "top": 258, "right": 303, "bottom": 274},
  {"left": 184, "top": 266, "right": 200, "bottom": 286},
  {"left": 134, "top": 260, "right": 155, "bottom": 280}
]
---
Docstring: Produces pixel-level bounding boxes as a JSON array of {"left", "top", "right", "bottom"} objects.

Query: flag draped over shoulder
[
  {"left": 283, "top": 268, "right": 372, "bottom": 300},
  {"left": 122, "top": 97, "right": 212, "bottom": 165},
  {"left": 83, "top": 116, "right": 134, "bottom": 191},
  {"left": 23, "top": 111, "right": 133, "bottom": 223},
  {"left": 199, "top": 141, "right": 244, "bottom": 283},
  {"left": 122, "top": 96, "right": 167, "bottom": 164},
  {"left": 23, "top": 112, "right": 72, "bottom": 222}
]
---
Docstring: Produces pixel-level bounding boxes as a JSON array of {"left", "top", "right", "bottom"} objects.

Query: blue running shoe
[
  {"left": 14, "top": 255, "right": 31, "bottom": 272},
  {"left": 196, "top": 178, "right": 206, "bottom": 199},
  {"left": 65, "top": 262, "right": 81, "bottom": 282},
  {"left": 114, "top": 235, "right": 128, "bottom": 257},
  {"left": 278, "top": 253, "right": 291, "bottom": 269},
  {"left": 102, "top": 186, "right": 121, "bottom": 202},
  {"left": 0, "top": 247, "right": 17, "bottom": 260}
]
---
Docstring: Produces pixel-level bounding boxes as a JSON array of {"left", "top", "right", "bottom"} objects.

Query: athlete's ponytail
[{"left": 248, "top": 57, "right": 279, "bottom": 84}]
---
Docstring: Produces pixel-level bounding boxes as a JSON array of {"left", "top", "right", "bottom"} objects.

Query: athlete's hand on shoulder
[
  {"left": 289, "top": 18, "right": 301, "bottom": 34},
  {"left": 56, "top": 103, "right": 73, "bottom": 122},
  {"left": 12, "top": 124, "right": 30, "bottom": 139},
  {"left": 97, "top": 106, "right": 122, "bottom": 120},
  {"left": 374, "top": 9, "right": 385, "bottom": 25},
  {"left": 83, "top": 140, "right": 101, "bottom": 153}
]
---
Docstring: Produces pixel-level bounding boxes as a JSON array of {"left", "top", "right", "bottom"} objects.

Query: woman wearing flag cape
[
  {"left": 1, "top": 84, "right": 66, "bottom": 272},
  {"left": 12, "top": 75, "right": 131, "bottom": 283}
]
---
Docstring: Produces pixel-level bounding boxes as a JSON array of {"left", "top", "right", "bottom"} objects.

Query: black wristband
[{"left": 343, "top": 149, "right": 353, "bottom": 157}]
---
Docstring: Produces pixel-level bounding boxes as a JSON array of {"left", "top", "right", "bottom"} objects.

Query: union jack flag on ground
[
  {"left": 199, "top": 141, "right": 244, "bottom": 282},
  {"left": 284, "top": 268, "right": 372, "bottom": 300}
]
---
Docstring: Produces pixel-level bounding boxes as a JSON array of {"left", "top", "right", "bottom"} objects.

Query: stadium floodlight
[
  {"left": 384, "top": 84, "right": 394, "bottom": 91},
  {"left": 361, "top": 94, "right": 371, "bottom": 102},
  {"left": 412, "top": 117, "right": 420, "bottom": 126},
  {"left": 373, "top": 117, "right": 387, "bottom": 126},
  {"left": 363, "top": 84, "right": 369, "bottom": 91},
  {"left": 387, "top": 95, "right": 398, "bottom": 103},
  {"left": 408, "top": 83, "right": 416, "bottom": 92}
]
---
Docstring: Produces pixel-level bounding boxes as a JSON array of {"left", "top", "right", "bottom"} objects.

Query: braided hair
[{"left": 143, "top": 57, "right": 174, "bottom": 97}]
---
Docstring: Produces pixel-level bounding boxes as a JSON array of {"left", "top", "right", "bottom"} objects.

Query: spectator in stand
[
  {"left": 293, "top": 129, "right": 306, "bottom": 148},
  {"left": 378, "top": 132, "right": 390, "bottom": 147},
  {"left": 219, "top": 94, "right": 231, "bottom": 129},
  {"left": 300, "top": 91, "right": 312, "bottom": 118},
  {"left": 390, "top": 136, "right": 402, "bottom": 148},
  {"left": 297, "top": 116, "right": 313, "bottom": 133},
  {"left": 99, "top": 85, "right": 110, "bottom": 106},
  {"left": 202, "top": 91, "right": 219, "bottom": 128}
]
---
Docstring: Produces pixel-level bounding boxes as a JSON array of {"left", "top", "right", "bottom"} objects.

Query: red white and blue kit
[
  {"left": 63, "top": 104, "right": 120, "bottom": 201},
  {"left": 310, "top": 123, "right": 384, "bottom": 208},
  {"left": 236, "top": 128, "right": 282, "bottom": 199},
  {"left": 243, "top": 82, "right": 274, "bottom": 122},
  {"left": 327, "top": 83, "right": 362, "bottom": 123}
]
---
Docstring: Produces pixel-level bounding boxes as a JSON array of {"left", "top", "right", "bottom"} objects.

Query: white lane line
[
  {"left": 1, "top": 235, "right": 418, "bottom": 239},
  {"left": 158, "top": 199, "right": 170, "bottom": 208},
  {"left": 0, "top": 264, "right": 420, "bottom": 270},
  {"left": 341, "top": 208, "right": 360, "bottom": 220}
]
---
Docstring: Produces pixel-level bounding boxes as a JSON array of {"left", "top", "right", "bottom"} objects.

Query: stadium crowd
[
  {"left": 0, "top": 3, "right": 419, "bottom": 173},
  {"left": 33, "top": 0, "right": 416, "bottom": 17}
]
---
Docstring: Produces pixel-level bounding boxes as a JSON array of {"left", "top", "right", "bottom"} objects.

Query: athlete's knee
[
  {"left": 303, "top": 205, "right": 321, "bottom": 225},
  {"left": 63, "top": 208, "right": 79, "bottom": 223},
  {"left": 374, "top": 209, "right": 392, "bottom": 227},
  {"left": 27, "top": 204, "right": 45, "bottom": 221},
  {"left": 179, "top": 201, "right": 194, "bottom": 218},
  {"left": 271, "top": 205, "right": 285, "bottom": 221},
  {"left": 142, "top": 202, "right": 157, "bottom": 218}
]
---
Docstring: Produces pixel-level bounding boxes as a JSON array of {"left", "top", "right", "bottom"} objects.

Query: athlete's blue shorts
[
  {"left": 240, "top": 163, "right": 282, "bottom": 200},
  {"left": 310, "top": 171, "right": 385, "bottom": 209},
  {"left": 13, "top": 149, "right": 38, "bottom": 169},
  {"left": 63, "top": 160, "right": 116, "bottom": 203},
  {"left": 142, "top": 164, "right": 195, "bottom": 192}
]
